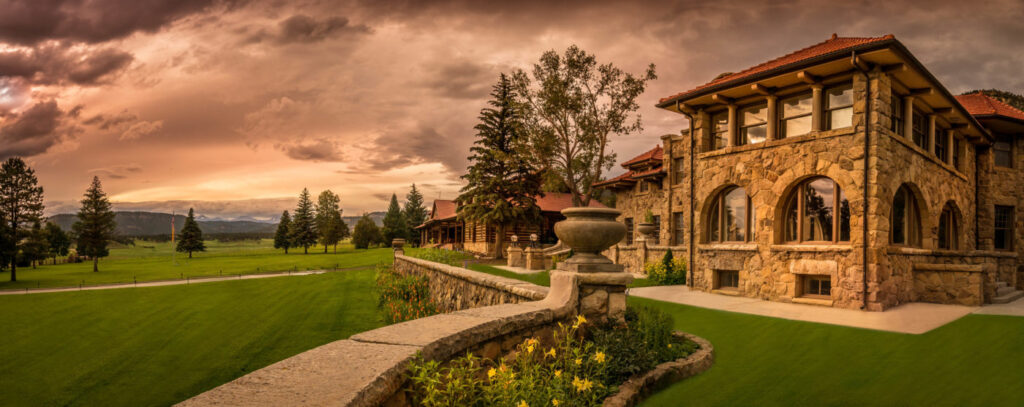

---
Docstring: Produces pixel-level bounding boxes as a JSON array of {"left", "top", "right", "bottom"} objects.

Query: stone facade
[{"left": 600, "top": 35, "right": 1024, "bottom": 311}]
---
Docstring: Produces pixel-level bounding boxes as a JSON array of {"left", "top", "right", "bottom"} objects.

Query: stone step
[
  {"left": 997, "top": 286, "right": 1017, "bottom": 297},
  {"left": 996, "top": 281, "right": 1008, "bottom": 289},
  {"left": 992, "top": 290, "right": 1024, "bottom": 305}
]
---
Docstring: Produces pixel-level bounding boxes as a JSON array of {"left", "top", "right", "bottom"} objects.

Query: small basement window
[
  {"left": 802, "top": 275, "right": 832, "bottom": 298},
  {"left": 715, "top": 270, "right": 739, "bottom": 290}
]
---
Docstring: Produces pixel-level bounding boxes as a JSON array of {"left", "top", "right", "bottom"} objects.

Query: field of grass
[
  {"left": 635, "top": 297, "right": 1024, "bottom": 406},
  {"left": 0, "top": 239, "right": 392, "bottom": 290},
  {"left": 0, "top": 270, "right": 385, "bottom": 407}
]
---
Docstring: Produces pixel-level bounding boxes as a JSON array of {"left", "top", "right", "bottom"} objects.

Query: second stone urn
[{"left": 553, "top": 207, "right": 626, "bottom": 272}]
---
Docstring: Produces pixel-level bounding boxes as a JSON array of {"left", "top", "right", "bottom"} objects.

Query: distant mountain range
[{"left": 48, "top": 211, "right": 386, "bottom": 236}]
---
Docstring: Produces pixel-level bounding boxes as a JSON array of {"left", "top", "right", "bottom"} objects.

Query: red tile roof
[
  {"left": 429, "top": 199, "right": 457, "bottom": 221},
  {"left": 621, "top": 145, "right": 663, "bottom": 168},
  {"left": 535, "top": 192, "right": 607, "bottom": 211},
  {"left": 955, "top": 93, "right": 1024, "bottom": 122},
  {"left": 632, "top": 166, "right": 666, "bottom": 179},
  {"left": 659, "top": 34, "right": 895, "bottom": 105}
]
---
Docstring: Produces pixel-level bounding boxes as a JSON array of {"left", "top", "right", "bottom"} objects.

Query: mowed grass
[
  {"left": 0, "top": 270, "right": 386, "bottom": 407},
  {"left": 0, "top": 239, "right": 392, "bottom": 290},
  {"left": 634, "top": 297, "right": 1024, "bottom": 407}
]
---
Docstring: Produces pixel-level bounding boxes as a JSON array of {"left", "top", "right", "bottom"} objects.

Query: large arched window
[
  {"left": 891, "top": 185, "right": 922, "bottom": 246},
  {"left": 782, "top": 177, "right": 850, "bottom": 243},
  {"left": 708, "top": 186, "right": 755, "bottom": 243},
  {"left": 938, "top": 202, "right": 959, "bottom": 250}
]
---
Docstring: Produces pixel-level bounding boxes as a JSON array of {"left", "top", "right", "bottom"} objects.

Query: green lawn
[
  {"left": 635, "top": 297, "right": 1024, "bottom": 406},
  {"left": 0, "top": 270, "right": 386, "bottom": 407},
  {"left": 0, "top": 239, "right": 392, "bottom": 290}
]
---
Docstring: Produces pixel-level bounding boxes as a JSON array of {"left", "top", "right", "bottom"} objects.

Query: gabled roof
[
  {"left": 535, "top": 192, "right": 607, "bottom": 211},
  {"left": 428, "top": 200, "right": 457, "bottom": 221},
  {"left": 956, "top": 93, "right": 1024, "bottom": 123},
  {"left": 621, "top": 145, "right": 663, "bottom": 168},
  {"left": 658, "top": 34, "right": 895, "bottom": 106}
]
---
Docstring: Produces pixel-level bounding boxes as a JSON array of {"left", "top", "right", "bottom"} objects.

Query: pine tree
[
  {"left": 382, "top": 193, "right": 407, "bottom": 246},
  {"left": 403, "top": 184, "right": 428, "bottom": 247},
  {"left": 44, "top": 221, "right": 70, "bottom": 265},
  {"left": 0, "top": 158, "right": 45, "bottom": 281},
  {"left": 176, "top": 208, "right": 206, "bottom": 258},
  {"left": 274, "top": 210, "right": 292, "bottom": 254},
  {"left": 456, "top": 74, "right": 542, "bottom": 258},
  {"left": 315, "top": 190, "right": 343, "bottom": 253},
  {"left": 72, "top": 176, "right": 117, "bottom": 272},
  {"left": 289, "top": 188, "right": 318, "bottom": 254},
  {"left": 22, "top": 221, "right": 49, "bottom": 268},
  {"left": 352, "top": 213, "right": 382, "bottom": 249}
]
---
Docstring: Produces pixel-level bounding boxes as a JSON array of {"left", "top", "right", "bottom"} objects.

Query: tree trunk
[
  {"left": 189, "top": 251, "right": 193, "bottom": 259},
  {"left": 285, "top": 247, "right": 289, "bottom": 254},
  {"left": 304, "top": 246, "right": 308, "bottom": 254},
  {"left": 334, "top": 244, "right": 337, "bottom": 254},
  {"left": 324, "top": 244, "right": 328, "bottom": 253},
  {"left": 9, "top": 259, "right": 15, "bottom": 282},
  {"left": 93, "top": 257, "right": 98, "bottom": 272},
  {"left": 495, "top": 223, "right": 505, "bottom": 259}
]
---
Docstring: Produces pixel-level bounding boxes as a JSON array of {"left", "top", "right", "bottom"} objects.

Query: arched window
[
  {"left": 708, "top": 186, "right": 755, "bottom": 242},
  {"left": 938, "top": 203, "right": 959, "bottom": 250},
  {"left": 782, "top": 177, "right": 850, "bottom": 243},
  {"left": 891, "top": 185, "right": 922, "bottom": 246}
]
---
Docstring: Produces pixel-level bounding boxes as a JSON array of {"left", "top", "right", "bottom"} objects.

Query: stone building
[
  {"left": 416, "top": 193, "right": 605, "bottom": 257},
  {"left": 597, "top": 34, "right": 1024, "bottom": 310}
]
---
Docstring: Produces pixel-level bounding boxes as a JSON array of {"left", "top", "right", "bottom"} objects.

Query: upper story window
[
  {"left": 938, "top": 203, "right": 959, "bottom": 250},
  {"left": 708, "top": 186, "right": 755, "bottom": 243},
  {"left": 710, "top": 111, "right": 729, "bottom": 151},
  {"left": 779, "top": 92, "right": 813, "bottom": 139},
  {"left": 891, "top": 185, "right": 922, "bottom": 247},
  {"left": 624, "top": 218, "right": 634, "bottom": 245},
  {"left": 673, "top": 157, "right": 685, "bottom": 184},
  {"left": 891, "top": 95, "right": 905, "bottom": 137},
  {"left": 911, "top": 109, "right": 928, "bottom": 150},
  {"left": 824, "top": 83, "right": 853, "bottom": 130},
  {"left": 934, "top": 126, "right": 948, "bottom": 163},
  {"left": 994, "top": 205, "right": 1014, "bottom": 250},
  {"left": 639, "top": 180, "right": 649, "bottom": 193},
  {"left": 652, "top": 215, "right": 661, "bottom": 245},
  {"left": 673, "top": 212, "right": 685, "bottom": 246},
  {"left": 738, "top": 103, "right": 768, "bottom": 145},
  {"left": 994, "top": 135, "right": 1013, "bottom": 168},
  {"left": 952, "top": 136, "right": 962, "bottom": 171},
  {"left": 782, "top": 177, "right": 850, "bottom": 243}
]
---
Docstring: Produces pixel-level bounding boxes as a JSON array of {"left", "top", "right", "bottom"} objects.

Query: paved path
[
  {"left": 628, "top": 285, "right": 1023, "bottom": 334},
  {"left": 0, "top": 267, "right": 373, "bottom": 296}
]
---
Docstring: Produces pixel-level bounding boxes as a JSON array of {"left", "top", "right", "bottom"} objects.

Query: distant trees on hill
[
  {"left": 962, "top": 89, "right": 1024, "bottom": 111},
  {"left": 45, "top": 221, "right": 71, "bottom": 265},
  {"left": 73, "top": 176, "right": 117, "bottom": 272},
  {"left": 176, "top": 208, "right": 206, "bottom": 258},
  {"left": 0, "top": 158, "right": 45, "bottom": 281}
]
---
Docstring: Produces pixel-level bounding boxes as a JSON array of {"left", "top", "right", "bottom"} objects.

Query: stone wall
[
  {"left": 394, "top": 254, "right": 547, "bottom": 311},
  {"left": 606, "top": 242, "right": 682, "bottom": 275}
]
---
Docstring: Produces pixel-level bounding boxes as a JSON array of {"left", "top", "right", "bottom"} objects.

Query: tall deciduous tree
[
  {"left": 381, "top": 193, "right": 407, "bottom": 246},
  {"left": 290, "top": 188, "right": 317, "bottom": 254},
  {"left": 0, "top": 158, "right": 45, "bottom": 281},
  {"left": 44, "top": 221, "right": 70, "bottom": 265},
  {"left": 352, "top": 213, "right": 382, "bottom": 249},
  {"left": 512, "top": 45, "right": 656, "bottom": 206},
  {"left": 403, "top": 184, "right": 428, "bottom": 247},
  {"left": 274, "top": 210, "right": 292, "bottom": 254},
  {"left": 315, "top": 190, "right": 343, "bottom": 253},
  {"left": 22, "top": 221, "right": 49, "bottom": 268},
  {"left": 176, "top": 208, "right": 206, "bottom": 258},
  {"left": 73, "top": 176, "right": 117, "bottom": 272},
  {"left": 457, "top": 74, "right": 543, "bottom": 258}
]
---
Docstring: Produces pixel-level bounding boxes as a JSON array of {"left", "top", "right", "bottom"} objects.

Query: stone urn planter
[
  {"left": 636, "top": 222, "right": 656, "bottom": 241},
  {"left": 553, "top": 207, "right": 626, "bottom": 267}
]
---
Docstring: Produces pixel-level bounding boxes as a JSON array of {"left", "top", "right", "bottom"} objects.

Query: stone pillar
[
  {"left": 392, "top": 238, "right": 405, "bottom": 256},
  {"left": 726, "top": 104, "right": 738, "bottom": 147},
  {"left": 903, "top": 96, "right": 915, "bottom": 139},
  {"left": 524, "top": 247, "right": 545, "bottom": 270},
  {"left": 766, "top": 95, "right": 778, "bottom": 140},
  {"left": 811, "top": 84, "right": 824, "bottom": 132},
  {"left": 550, "top": 208, "right": 633, "bottom": 324},
  {"left": 507, "top": 246, "right": 524, "bottom": 268},
  {"left": 928, "top": 114, "right": 937, "bottom": 153}
]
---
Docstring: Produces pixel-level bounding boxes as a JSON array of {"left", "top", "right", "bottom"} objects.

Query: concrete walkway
[
  {"left": 629, "top": 285, "right": 982, "bottom": 334},
  {"left": 972, "top": 296, "right": 1024, "bottom": 317},
  {"left": 0, "top": 267, "right": 371, "bottom": 296}
]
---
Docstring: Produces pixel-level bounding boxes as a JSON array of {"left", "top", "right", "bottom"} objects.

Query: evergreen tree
[
  {"left": 44, "top": 221, "right": 70, "bottom": 265},
  {"left": 352, "top": 213, "right": 382, "bottom": 249},
  {"left": 175, "top": 208, "right": 206, "bottom": 258},
  {"left": 0, "top": 222, "right": 9, "bottom": 271},
  {"left": 330, "top": 209, "right": 346, "bottom": 253},
  {"left": 0, "top": 158, "right": 45, "bottom": 281},
  {"left": 22, "top": 221, "right": 49, "bottom": 268},
  {"left": 403, "top": 184, "right": 428, "bottom": 246},
  {"left": 315, "top": 190, "right": 343, "bottom": 253},
  {"left": 382, "top": 193, "right": 407, "bottom": 246},
  {"left": 72, "top": 176, "right": 117, "bottom": 272},
  {"left": 289, "top": 188, "right": 318, "bottom": 254},
  {"left": 456, "top": 74, "right": 543, "bottom": 258},
  {"left": 274, "top": 210, "right": 292, "bottom": 254}
]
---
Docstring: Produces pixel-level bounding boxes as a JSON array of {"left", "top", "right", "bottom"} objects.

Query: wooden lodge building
[{"left": 416, "top": 193, "right": 605, "bottom": 257}]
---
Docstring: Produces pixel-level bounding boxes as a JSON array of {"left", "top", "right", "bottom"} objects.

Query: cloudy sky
[{"left": 1, "top": 0, "right": 1021, "bottom": 220}]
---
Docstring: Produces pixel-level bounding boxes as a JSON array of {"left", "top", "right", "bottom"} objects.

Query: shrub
[
  {"left": 592, "top": 306, "right": 698, "bottom": 383},
  {"left": 409, "top": 247, "right": 471, "bottom": 266},
  {"left": 643, "top": 251, "right": 687, "bottom": 285},
  {"left": 375, "top": 264, "right": 439, "bottom": 323}
]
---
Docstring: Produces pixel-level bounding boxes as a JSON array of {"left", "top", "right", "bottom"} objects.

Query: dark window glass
[
  {"left": 912, "top": 109, "right": 928, "bottom": 149},
  {"left": 824, "top": 83, "right": 853, "bottom": 130},
  {"left": 803, "top": 178, "right": 835, "bottom": 242},
  {"left": 934, "top": 127, "right": 948, "bottom": 162},
  {"left": 994, "top": 206, "right": 1013, "bottom": 250},
  {"left": 674, "top": 212, "right": 685, "bottom": 246},
  {"left": 625, "top": 218, "right": 634, "bottom": 245},
  {"left": 738, "top": 103, "right": 768, "bottom": 145},
  {"left": 784, "top": 177, "right": 850, "bottom": 243},
  {"left": 717, "top": 270, "right": 739, "bottom": 289},
  {"left": 994, "top": 136, "right": 1013, "bottom": 168},
  {"left": 953, "top": 137, "right": 962, "bottom": 170},
  {"left": 938, "top": 205, "right": 959, "bottom": 250},
  {"left": 673, "top": 157, "right": 685, "bottom": 184},
  {"left": 891, "top": 186, "right": 921, "bottom": 246},
  {"left": 711, "top": 111, "right": 729, "bottom": 151},
  {"left": 805, "top": 276, "right": 832, "bottom": 296},
  {"left": 891, "top": 95, "right": 905, "bottom": 136},
  {"left": 652, "top": 215, "right": 661, "bottom": 245},
  {"left": 639, "top": 180, "right": 649, "bottom": 192},
  {"left": 708, "top": 197, "right": 721, "bottom": 242},
  {"left": 779, "top": 93, "right": 813, "bottom": 138},
  {"left": 708, "top": 187, "right": 753, "bottom": 243},
  {"left": 784, "top": 192, "right": 799, "bottom": 242}
]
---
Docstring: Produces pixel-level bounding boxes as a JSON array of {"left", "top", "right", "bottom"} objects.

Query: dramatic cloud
[
  {"left": 89, "top": 163, "right": 142, "bottom": 179},
  {"left": 0, "top": 100, "right": 72, "bottom": 158},
  {"left": 277, "top": 138, "right": 345, "bottom": 162},
  {"left": 424, "top": 61, "right": 497, "bottom": 99},
  {"left": 0, "top": 43, "right": 133, "bottom": 85}
]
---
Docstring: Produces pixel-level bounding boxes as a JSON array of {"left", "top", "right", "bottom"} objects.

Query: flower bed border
[{"left": 602, "top": 332, "right": 714, "bottom": 407}]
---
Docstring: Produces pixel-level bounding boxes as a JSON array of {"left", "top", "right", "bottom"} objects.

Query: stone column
[
  {"left": 928, "top": 114, "right": 937, "bottom": 153},
  {"left": 392, "top": 238, "right": 405, "bottom": 256},
  {"left": 811, "top": 84, "right": 824, "bottom": 132},
  {"left": 727, "top": 104, "right": 738, "bottom": 147},
  {"left": 766, "top": 95, "right": 778, "bottom": 140},
  {"left": 524, "top": 247, "right": 545, "bottom": 270},
  {"left": 507, "top": 246, "right": 524, "bottom": 268},
  {"left": 903, "top": 96, "right": 915, "bottom": 139},
  {"left": 550, "top": 208, "right": 633, "bottom": 324}
]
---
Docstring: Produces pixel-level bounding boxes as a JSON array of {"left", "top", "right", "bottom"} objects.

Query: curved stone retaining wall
[{"left": 394, "top": 254, "right": 547, "bottom": 311}]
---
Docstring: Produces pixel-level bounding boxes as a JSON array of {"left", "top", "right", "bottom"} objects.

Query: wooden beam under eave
[
  {"left": 932, "top": 107, "right": 953, "bottom": 115},
  {"left": 949, "top": 123, "right": 968, "bottom": 129},
  {"left": 797, "top": 71, "right": 820, "bottom": 84},
  {"left": 883, "top": 63, "right": 907, "bottom": 74},
  {"left": 908, "top": 87, "right": 933, "bottom": 96},
  {"left": 850, "top": 55, "right": 871, "bottom": 72},
  {"left": 751, "top": 83, "right": 774, "bottom": 96},
  {"left": 711, "top": 94, "right": 734, "bottom": 104},
  {"left": 676, "top": 101, "right": 697, "bottom": 115}
]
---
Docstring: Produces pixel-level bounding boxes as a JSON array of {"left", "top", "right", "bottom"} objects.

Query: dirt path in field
[{"left": 0, "top": 266, "right": 375, "bottom": 296}]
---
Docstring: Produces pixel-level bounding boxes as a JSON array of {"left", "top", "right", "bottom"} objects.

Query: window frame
[
  {"left": 709, "top": 110, "right": 729, "bottom": 151},
  {"left": 994, "top": 135, "right": 1013, "bottom": 168},
  {"left": 673, "top": 157, "right": 685, "bottom": 185},
  {"left": 938, "top": 206, "right": 959, "bottom": 250},
  {"left": 934, "top": 126, "right": 948, "bottom": 163},
  {"left": 737, "top": 101, "right": 768, "bottom": 146},
  {"left": 911, "top": 108, "right": 929, "bottom": 150},
  {"left": 994, "top": 205, "right": 1014, "bottom": 251},
  {"left": 673, "top": 211, "right": 685, "bottom": 246},
  {"left": 952, "top": 135, "right": 962, "bottom": 171},
  {"left": 778, "top": 91, "right": 813, "bottom": 139},
  {"left": 891, "top": 94, "right": 905, "bottom": 137},
  {"left": 823, "top": 82, "right": 854, "bottom": 130},
  {"left": 715, "top": 270, "right": 740, "bottom": 290},
  {"left": 624, "top": 218, "right": 634, "bottom": 245},
  {"left": 707, "top": 186, "right": 755, "bottom": 243},
  {"left": 782, "top": 177, "right": 850, "bottom": 244},
  {"left": 802, "top": 275, "right": 832, "bottom": 299},
  {"left": 652, "top": 215, "right": 661, "bottom": 245},
  {"left": 890, "top": 186, "right": 922, "bottom": 247}
]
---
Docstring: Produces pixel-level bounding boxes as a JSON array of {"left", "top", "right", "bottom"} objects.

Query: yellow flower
[
  {"left": 574, "top": 358, "right": 582, "bottom": 366},
  {"left": 488, "top": 368, "right": 497, "bottom": 379},
  {"left": 554, "top": 369, "right": 562, "bottom": 378},
  {"left": 499, "top": 364, "right": 508, "bottom": 372},
  {"left": 509, "top": 372, "right": 516, "bottom": 380},
  {"left": 668, "top": 343, "right": 673, "bottom": 349},
  {"left": 518, "top": 400, "right": 529, "bottom": 407},
  {"left": 527, "top": 345, "right": 535, "bottom": 354},
  {"left": 527, "top": 338, "right": 539, "bottom": 346},
  {"left": 552, "top": 399, "right": 560, "bottom": 406},
  {"left": 594, "top": 351, "right": 607, "bottom": 363},
  {"left": 546, "top": 348, "right": 556, "bottom": 358},
  {"left": 572, "top": 376, "right": 593, "bottom": 392},
  {"left": 576, "top": 315, "right": 587, "bottom": 325}
]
